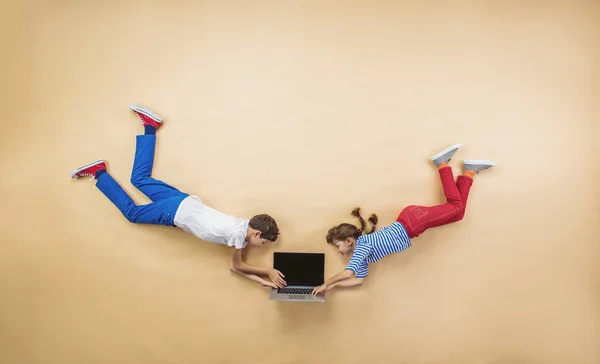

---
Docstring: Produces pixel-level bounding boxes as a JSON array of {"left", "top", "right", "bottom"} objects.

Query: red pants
[{"left": 397, "top": 166, "right": 473, "bottom": 239}]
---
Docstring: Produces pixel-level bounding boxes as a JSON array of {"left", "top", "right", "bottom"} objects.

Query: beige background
[{"left": 1, "top": 1, "right": 599, "bottom": 363}]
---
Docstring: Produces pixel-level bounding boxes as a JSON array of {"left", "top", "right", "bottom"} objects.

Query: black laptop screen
[{"left": 273, "top": 252, "right": 325, "bottom": 286}]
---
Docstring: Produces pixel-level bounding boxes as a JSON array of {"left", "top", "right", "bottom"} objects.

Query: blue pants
[{"left": 96, "top": 135, "right": 189, "bottom": 226}]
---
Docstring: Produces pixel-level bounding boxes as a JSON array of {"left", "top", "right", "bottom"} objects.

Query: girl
[{"left": 312, "top": 144, "right": 496, "bottom": 296}]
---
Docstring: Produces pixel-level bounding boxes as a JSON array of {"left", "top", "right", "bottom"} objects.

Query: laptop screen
[{"left": 273, "top": 252, "right": 325, "bottom": 286}]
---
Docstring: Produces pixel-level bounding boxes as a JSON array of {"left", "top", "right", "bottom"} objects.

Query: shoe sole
[
  {"left": 70, "top": 159, "right": 105, "bottom": 178},
  {"left": 129, "top": 104, "right": 164, "bottom": 123},
  {"left": 463, "top": 160, "right": 497, "bottom": 166},
  {"left": 430, "top": 144, "right": 462, "bottom": 161}
]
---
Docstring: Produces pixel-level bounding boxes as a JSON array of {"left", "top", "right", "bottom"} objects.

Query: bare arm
[
  {"left": 229, "top": 265, "right": 276, "bottom": 288},
  {"left": 230, "top": 247, "right": 269, "bottom": 275},
  {"left": 330, "top": 277, "right": 365, "bottom": 289},
  {"left": 312, "top": 270, "right": 359, "bottom": 296},
  {"left": 325, "top": 269, "right": 355, "bottom": 286},
  {"left": 312, "top": 270, "right": 356, "bottom": 296},
  {"left": 230, "top": 247, "right": 287, "bottom": 287}
]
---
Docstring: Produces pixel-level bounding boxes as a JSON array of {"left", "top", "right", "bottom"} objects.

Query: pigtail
[
  {"left": 367, "top": 214, "right": 378, "bottom": 234},
  {"left": 326, "top": 208, "right": 375, "bottom": 244},
  {"left": 351, "top": 207, "right": 367, "bottom": 235}
]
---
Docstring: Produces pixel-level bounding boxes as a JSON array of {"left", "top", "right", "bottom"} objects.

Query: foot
[
  {"left": 129, "top": 104, "right": 163, "bottom": 129},
  {"left": 70, "top": 160, "right": 107, "bottom": 178},
  {"left": 430, "top": 144, "right": 461, "bottom": 167},
  {"left": 463, "top": 160, "right": 497, "bottom": 174}
]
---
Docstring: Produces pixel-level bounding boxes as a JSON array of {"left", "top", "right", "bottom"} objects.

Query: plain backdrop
[{"left": 1, "top": 1, "right": 599, "bottom": 363}]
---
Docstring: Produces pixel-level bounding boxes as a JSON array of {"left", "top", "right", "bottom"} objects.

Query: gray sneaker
[
  {"left": 463, "top": 160, "right": 497, "bottom": 174},
  {"left": 430, "top": 144, "right": 462, "bottom": 167}
]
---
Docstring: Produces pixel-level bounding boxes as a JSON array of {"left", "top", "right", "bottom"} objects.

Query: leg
[
  {"left": 436, "top": 165, "right": 463, "bottom": 208},
  {"left": 444, "top": 159, "right": 495, "bottom": 223},
  {"left": 96, "top": 172, "right": 187, "bottom": 225},
  {"left": 128, "top": 105, "right": 187, "bottom": 202},
  {"left": 444, "top": 175, "right": 473, "bottom": 224},
  {"left": 397, "top": 165, "right": 463, "bottom": 238},
  {"left": 397, "top": 155, "right": 497, "bottom": 237},
  {"left": 456, "top": 175, "right": 473, "bottom": 209},
  {"left": 130, "top": 134, "right": 186, "bottom": 201}
]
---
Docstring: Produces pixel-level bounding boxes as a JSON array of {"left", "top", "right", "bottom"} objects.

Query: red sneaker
[
  {"left": 70, "top": 160, "right": 107, "bottom": 179},
  {"left": 129, "top": 104, "right": 163, "bottom": 129}
]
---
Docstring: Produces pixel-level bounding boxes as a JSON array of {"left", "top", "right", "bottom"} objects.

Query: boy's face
[
  {"left": 248, "top": 231, "right": 272, "bottom": 248},
  {"left": 333, "top": 238, "right": 355, "bottom": 257}
]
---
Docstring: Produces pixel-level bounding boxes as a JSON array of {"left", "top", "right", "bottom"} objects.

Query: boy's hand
[
  {"left": 312, "top": 284, "right": 329, "bottom": 296},
  {"left": 261, "top": 280, "right": 278, "bottom": 289},
  {"left": 268, "top": 269, "right": 286, "bottom": 288}
]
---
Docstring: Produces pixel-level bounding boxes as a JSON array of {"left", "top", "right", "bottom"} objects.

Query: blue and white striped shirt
[{"left": 345, "top": 222, "right": 412, "bottom": 278}]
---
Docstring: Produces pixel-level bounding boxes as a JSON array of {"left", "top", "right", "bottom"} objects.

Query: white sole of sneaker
[
  {"left": 70, "top": 159, "right": 105, "bottom": 178},
  {"left": 430, "top": 144, "right": 462, "bottom": 161},
  {"left": 129, "top": 104, "right": 163, "bottom": 122},
  {"left": 463, "top": 160, "right": 497, "bottom": 166}
]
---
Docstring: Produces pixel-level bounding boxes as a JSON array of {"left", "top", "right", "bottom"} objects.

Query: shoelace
[
  {"left": 134, "top": 112, "right": 159, "bottom": 126},
  {"left": 77, "top": 172, "right": 96, "bottom": 181}
]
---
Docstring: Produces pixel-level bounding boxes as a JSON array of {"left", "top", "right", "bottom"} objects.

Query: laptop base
[{"left": 269, "top": 286, "right": 325, "bottom": 302}]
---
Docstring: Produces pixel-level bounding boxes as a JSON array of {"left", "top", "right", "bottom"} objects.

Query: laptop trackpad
[{"left": 289, "top": 295, "right": 305, "bottom": 299}]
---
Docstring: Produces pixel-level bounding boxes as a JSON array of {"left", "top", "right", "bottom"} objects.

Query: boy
[{"left": 70, "top": 105, "right": 286, "bottom": 289}]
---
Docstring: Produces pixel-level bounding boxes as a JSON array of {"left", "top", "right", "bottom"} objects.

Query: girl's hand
[{"left": 312, "top": 284, "right": 329, "bottom": 296}]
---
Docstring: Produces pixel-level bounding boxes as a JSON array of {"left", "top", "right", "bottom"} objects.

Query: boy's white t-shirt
[{"left": 173, "top": 195, "right": 249, "bottom": 249}]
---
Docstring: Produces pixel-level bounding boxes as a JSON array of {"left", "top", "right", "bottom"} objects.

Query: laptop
[{"left": 269, "top": 252, "right": 325, "bottom": 302}]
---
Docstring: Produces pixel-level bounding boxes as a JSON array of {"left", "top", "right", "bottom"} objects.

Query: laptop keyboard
[{"left": 278, "top": 287, "right": 313, "bottom": 295}]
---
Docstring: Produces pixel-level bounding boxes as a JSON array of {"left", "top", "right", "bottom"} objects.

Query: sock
[
  {"left": 95, "top": 170, "right": 107, "bottom": 179},
  {"left": 464, "top": 170, "right": 476, "bottom": 179},
  {"left": 438, "top": 162, "right": 449, "bottom": 169},
  {"left": 144, "top": 125, "right": 156, "bottom": 135}
]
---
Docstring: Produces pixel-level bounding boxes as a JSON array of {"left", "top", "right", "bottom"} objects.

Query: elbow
[
  {"left": 231, "top": 261, "right": 242, "bottom": 271},
  {"left": 356, "top": 278, "right": 365, "bottom": 286}
]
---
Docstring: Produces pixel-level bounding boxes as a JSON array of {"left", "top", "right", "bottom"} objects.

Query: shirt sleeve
[
  {"left": 345, "top": 242, "right": 370, "bottom": 278},
  {"left": 227, "top": 232, "right": 247, "bottom": 249}
]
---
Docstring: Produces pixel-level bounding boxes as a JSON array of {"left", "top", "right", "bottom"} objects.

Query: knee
[
  {"left": 448, "top": 199, "right": 463, "bottom": 210},
  {"left": 130, "top": 173, "right": 140, "bottom": 186},
  {"left": 123, "top": 206, "right": 138, "bottom": 223},
  {"left": 130, "top": 174, "right": 145, "bottom": 187}
]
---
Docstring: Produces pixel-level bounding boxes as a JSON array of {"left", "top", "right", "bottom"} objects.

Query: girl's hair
[{"left": 326, "top": 207, "right": 378, "bottom": 244}]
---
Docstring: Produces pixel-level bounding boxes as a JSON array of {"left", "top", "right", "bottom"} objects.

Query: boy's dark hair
[
  {"left": 326, "top": 207, "right": 378, "bottom": 244},
  {"left": 249, "top": 214, "right": 280, "bottom": 241}
]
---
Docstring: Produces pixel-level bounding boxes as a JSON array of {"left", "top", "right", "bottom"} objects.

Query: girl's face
[{"left": 333, "top": 238, "right": 355, "bottom": 257}]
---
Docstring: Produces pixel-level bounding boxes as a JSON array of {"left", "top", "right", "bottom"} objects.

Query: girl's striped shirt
[{"left": 345, "top": 222, "right": 411, "bottom": 278}]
